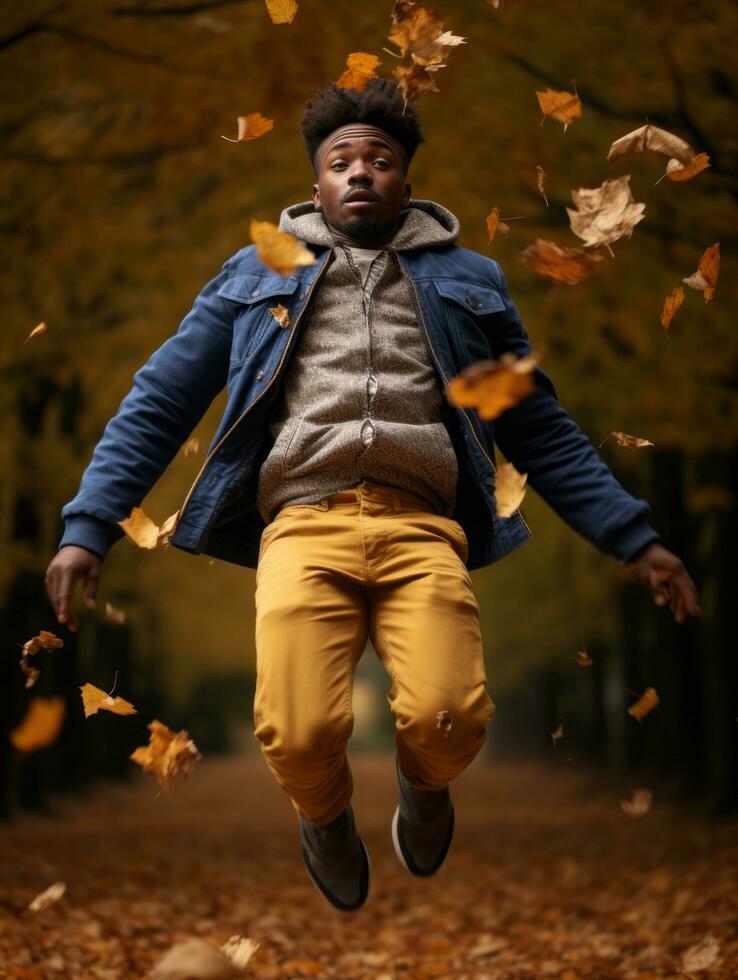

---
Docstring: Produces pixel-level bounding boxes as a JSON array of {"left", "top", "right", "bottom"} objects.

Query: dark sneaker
[
  {"left": 391, "top": 753, "right": 455, "bottom": 877},
  {"left": 299, "top": 804, "right": 370, "bottom": 911}
]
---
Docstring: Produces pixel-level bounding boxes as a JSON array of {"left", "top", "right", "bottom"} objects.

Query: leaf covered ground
[{"left": 1, "top": 753, "right": 737, "bottom": 979}]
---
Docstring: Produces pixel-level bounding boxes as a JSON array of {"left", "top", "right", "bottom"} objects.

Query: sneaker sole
[
  {"left": 391, "top": 804, "right": 454, "bottom": 877},
  {"left": 301, "top": 836, "right": 371, "bottom": 912}
]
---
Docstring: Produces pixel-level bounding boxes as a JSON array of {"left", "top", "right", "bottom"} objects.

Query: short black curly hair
[{"left": 299, "top": 78, "right": 424, "bottom": 175}]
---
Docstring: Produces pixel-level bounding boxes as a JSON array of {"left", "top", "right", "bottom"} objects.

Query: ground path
[{"left": 1, "top": 751, "right": 737, "bottom": 979}]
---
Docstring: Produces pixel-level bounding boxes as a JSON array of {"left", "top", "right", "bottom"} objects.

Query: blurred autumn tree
[{"left": 1, "top": 0, "right": 736, "bottom": 811}]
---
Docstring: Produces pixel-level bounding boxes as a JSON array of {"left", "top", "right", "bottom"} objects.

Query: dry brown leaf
[
  {"left": 666, "top": 151, "right": 710, "bottom": 182},
  {"left": 435, "top": 709, "right": 453, "bottom": 738},
  {"left": 606, "top": 123, "right": 710, "bottom": 183},
  {"left": 388, "top": 1, "right": 465, "bottom": 64},
  {"left": 628, "top": 686, "right": 660, "bottom": 721},
  {"left": 182, "top": 436, "right": 200, "bottom": 457},
  {"left": 518, "top": 238, "right": 608, "bottom": 285},
  {"left": 264, "top": 0, "right": 297, "bottom": 25},
  {"left": 446, "top": 352, "right": 538, "bottom": 421},
  {"left": 221, "top": 112, "right": 274, "bottom": 143},
  {"left": 566, "top": 175, "right": 645, "bottom": 252},
  {"left": 680, "top": 935, "right": 721, "bottom": 973},
  {"left": 336, "top": 52, "right": 381, "bottom": 92},
  {"left": 683, "top": 243, "right": 720, "bottom": 302},
  {"left": 485, "top": 206, "right": 511, "bottom": 244},
  {"left": 536, "top": 164, "right": 549, "bottom": 206},
  {"left": 536, "top": 87, "right": 582, "bottom": 130},
  {"left": 80, "top": 682, "right": 137, "bottom": 719},
  {"left": 551, "top": 723, "right": 564, "bottom": 746},
  {"left": 599, "top": 430, "right": 654, "bottom": 451},
  {"left": 221, "top": 935, "right": 260, "bottom": 970},
  {"left": 269, "top": 303, "right": 290, "bottom": 328},
  {"left": 10, "top": 697, "right": 66, "bottom": 753},
  {"left": 250, "top": 219, "right": 317, "bottom": 277},
  {"left": 660, "top": 286, "right": 685, "bottom": 331},
  {"left": 118, "top": 506, "right": 179, "bottom": 549},
  {"left": 495, "top": 462, "right": 527, "bottom": 517},
  {"left": 28, "top": 882, "right": 66, "bottom": 913},
  {"left": 19, "top": 630, "right": 63, "bottom": 689},
  {"left": 620, "top": 788, "right": 652, "bottom": 817},
  {"left": 24, "top": 322, "right": 46, "bottom": 344},
  {"left": 576, "top": 648, "right": 592, "bottom": 667},
  {"left": 130, "top": 719, "right": 201, "bottom": 790},
  {"left": 150, "top": 938, "right": 240, "bottom": 979},
  {"left": 392, "top": 58, "right": 444, "bottom": 105}
]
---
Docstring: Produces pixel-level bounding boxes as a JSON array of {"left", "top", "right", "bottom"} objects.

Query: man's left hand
[{"left": 627, "top": 542, "right": 701, "bottom": 624}]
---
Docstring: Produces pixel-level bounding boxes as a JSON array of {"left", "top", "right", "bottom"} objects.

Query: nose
[{"left": 347, "top": 162, "right": 373, "bottom": 184}]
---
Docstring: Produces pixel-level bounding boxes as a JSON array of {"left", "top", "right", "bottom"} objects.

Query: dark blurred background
[{"left": 1, "top": 0, "right": 736, "bottom": 819}]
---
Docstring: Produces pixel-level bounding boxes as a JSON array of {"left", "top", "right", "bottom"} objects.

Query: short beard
[{"left": 329, "top": 213, "right": 400, "bottom": 243}]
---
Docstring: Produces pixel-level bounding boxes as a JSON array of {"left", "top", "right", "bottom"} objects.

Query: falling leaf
[
  {"left": 599, "top": 430, "right": 654, "bottom": 451},
  {"left": 221, "top": 112, "right": 274, "bottom": 143},
  {"left": 388, "top": 1, "right": 465, "bottom": 64},
  {"left": 250, "top": 219, "right": 317, "bottom": 277},
  {"left": 105, "top": 602, "right": 126, "bottom": 624},
  {"left": 19, "top": 630, "right": 63, "bottom": 689},
  {"left": 336, "top": 52, "right": 381, "bottom": 92},
  {"left": 221, "top": 935, "right": 261, "bottom": 970},
  {"left": 392, "top": 58, "right": 444, "bottom": 105},
  {"left": 446, "top": 352, "right": 538, "bottom": 421},
  {"left": 566, "top": 175, "right": 645, "bottom": 253},
  {"left": 536, "top": 165, "right": 549, "bottom": 206},
  {"left": 485, "top": 206, "right": 511, "bottom": 244},
  {"left": 118, "top": 506, "right": 179, "bottom": 549},
  {"left": 551, "top": 723, "right": 564, "bottom": 746},
  {"left": 536, "top": 87, "right": 582, "bottom": 130},
  {"left": 518, "top": 239, "right": 609, "bottom": 285},
  {"left": 436, "top": 709, "right": 453, "bottom": 738},
  {"left": 683, "top": 243, "right": 720, "bottom": 302},
  {"left": 620, "top": 788, "right": 652, "bottom": 817},
  {"left": 151, "top": 939, "right": 241, "bottom": 979},
  {"left": 130, "top": 719, "right": 201, "bottom": 790},
  {"left": 628, "top": 687, "right": 660, "bottom": 721},
  {"left": 660, "top": 286, "right": 684, "bottom": 331},
  {"left": 182, "top": 437, "right": 200, "bottom": 457},
  {"left": 24, "top": 322, "right": 46, "bottom": 344},
  {"left": 10, "top": 697, "right": 66, "bottom": 753},
  {"left": 269, "top": 303, "right": 290, "bottom": 328},
  {"left": 80, "top": 683, "right": 137, "bottom": 719},
  {"left": 28, "top": 882, "right": 66, "bottom": 913},
  {"left": 495, "top": 462, "right": 527, "bottom": 517},
  {"left": 680, "top": 935, "right": 721, "bottom": 973},
  {"left": 576, "top": 649, "right": 592, "bottom": 667},
  {"left": 606, "top": 123, "right": 710, "bottom": 183},
  {"left": 264, "top": 0, "right": 297, "bottom": 25}
]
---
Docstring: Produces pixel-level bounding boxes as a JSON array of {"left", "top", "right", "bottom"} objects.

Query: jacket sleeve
[
  {"left": 58, "top": 260, "right": 235, "bottom": 560},
  {"left": 487, "top": 263, "right": 660, "bottom": 564}
]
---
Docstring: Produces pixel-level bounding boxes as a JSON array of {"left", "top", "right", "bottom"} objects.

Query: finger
[
  {"left": 66, "top": 611, "right": 79, "bottom": 632},
  {"left": 54, "top": 568, "right": 75, "bottom": 623},
  {"left": 83, "top": 566, "right": 99, "bottom": 610}
]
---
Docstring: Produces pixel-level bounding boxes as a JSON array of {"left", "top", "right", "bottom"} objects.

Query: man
[{"left": 46, "top": 79, "right": 701, "bottom": 912}]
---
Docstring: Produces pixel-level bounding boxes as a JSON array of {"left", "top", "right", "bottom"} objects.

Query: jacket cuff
[
  {"left": 59, "top": 515, "right": 125, "bottom": 561},
  {"left": 600, "top": 518, "right": 660, "bottom": 565}
]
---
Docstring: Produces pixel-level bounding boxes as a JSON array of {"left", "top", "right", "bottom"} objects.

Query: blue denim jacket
[{"left": 59, "top": 240, "right": 659, "bottom": 570}]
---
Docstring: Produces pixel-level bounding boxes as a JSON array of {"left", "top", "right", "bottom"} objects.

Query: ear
[{"left": 312, "top": 184, "right": 321, "bottom": 211}]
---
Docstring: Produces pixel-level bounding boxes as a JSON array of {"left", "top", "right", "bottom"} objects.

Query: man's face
[{"left": 311, "top": 124, "right": 412, "bottom": 248}]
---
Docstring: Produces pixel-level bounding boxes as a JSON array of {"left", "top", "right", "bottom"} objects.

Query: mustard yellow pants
[{"left": 253, "top": 480, "right": 496, "bottom": 826}]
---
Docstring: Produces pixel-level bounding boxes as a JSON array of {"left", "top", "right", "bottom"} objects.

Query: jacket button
[
  {"left": 256, "top": 370, "right": 264, "bottom": 380},
  {"left": 251, "top": 288, "right": 261, "bottom": 297}
]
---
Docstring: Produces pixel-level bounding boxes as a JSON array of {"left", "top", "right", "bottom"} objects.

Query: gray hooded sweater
[{"left": 256, "top": 199, "right": 462, "bottom": 524}]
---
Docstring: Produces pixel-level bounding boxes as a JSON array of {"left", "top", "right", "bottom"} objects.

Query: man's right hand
[{"left": 45, "top": 546, "right": 102, "bottom": 633}]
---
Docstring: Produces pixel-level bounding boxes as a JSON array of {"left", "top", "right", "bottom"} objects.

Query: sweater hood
[{"left": 277, "top": 198, "right": 460, "bottom": 251}]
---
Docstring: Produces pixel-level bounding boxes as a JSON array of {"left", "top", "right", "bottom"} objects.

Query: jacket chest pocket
[
  {"left": 433, "top": 279, "right": 504, "bottom": 370},
  {"left": 218, "top": 273, "right": 302, "bottom": 364}
]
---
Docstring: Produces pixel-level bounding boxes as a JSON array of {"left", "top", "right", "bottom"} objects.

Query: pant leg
[
  {"left": 367, "top": 499, "right": 496, "bottom": 791},
  {"left": 253, "top": 502, "right": 368, "bottom": 826}
]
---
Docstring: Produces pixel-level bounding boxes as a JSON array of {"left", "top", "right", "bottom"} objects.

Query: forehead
[{"left": 317, "top": 125, "right": 403, "bottom": 164}]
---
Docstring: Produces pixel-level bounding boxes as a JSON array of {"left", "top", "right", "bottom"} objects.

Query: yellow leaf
[
  {"left": 130, "top": 719, "right": 201, "bottom": 790},
  {"left": 389, "top": 1, "right": 464, "bottom": 63},
  {"left": 250, "top": 219, "right": 317, "bottom": 277},
  {"left": 518, "top": 238, "right": 609, "bottom": 285},
  {"left": 485, "top": 206, "right": 511, "bottom": 244},
  {"left": 660, "top": 286, "right": 684, "bottom": 331},
  {"left": 495, "top": 462, "right": 527, "bottom": 518},
  {"left": 80, "top": 682, "right": 137, "bottom": 719},
  {"left": 683, "top": 242, "right": 720, "bottom": 302},
  {"left": 446, "top": 352, "right": 538, "bottom": 420},
  {"left": 536, "top": 88, "right": 582, "bottom": 130},
  {"left": 24, "top": 322, "right": 47, "bottom": 344},
  {"left": 620, "top": 788, "right": 652, "bottom": 817},
  {"left": 269, "top": 303, "right": 290, "bottom": 328},
  {"left": 628, "top": 687, "right": 659, "bottom": 721},
  {"left": 264, "top": 0, "right": 297, "bottom": 25},
  {"left": 566, "top": 175, "right": 645, "bottom": 251},
  {"left": 28, "top": 881, "right": 66, "bottom": 913},
  {"left": 336, "top": 52, "right": 381, "bottom": 92},
  {"left": 10, "top": 697, "right": 66, "bottom": 753},
  {"left": 118, "top": 506, "right": 179, "bottom": 549},
  {"left": 221, "top": 112, "right": 274, "bottom": 143}
]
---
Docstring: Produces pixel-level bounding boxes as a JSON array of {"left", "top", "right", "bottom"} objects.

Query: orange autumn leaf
[
  {"left": 536, "top": 87, "right": 582, "bottom": 130},
  {"left": 182, "top": 436, "right": 200, "bottom": 457},
  {"left": 264, "top": 0, "right": 297, "bottom": 25},
  {"left": 495, "top": 462, "right": 528, "bottom": 518},
  {"left": 620, "top": 788, "right": 652, "bottom": 817},
  {"left": 446, "top": 351, "right": 538, "bottom": 421},
  {"left": 130, "top": 719, "right": 201, "bottom": 790},
  {"left": 628, "top": 687, "right": 660, "bottom": 721},
  {"left": 667, "top": 151, "right": 710, "bottom": 182},
  {"left": 388, "top": 1, "right": 465, "bottom": 64},
  {"left": 80, "top": 682, "right": 137, "bottom": 719},
  {"left": 518, "top": 238, "right": 609, "bottom": 285},
  {"left": 606, "top": 123, "right": 710, "bottom": 183},
  {"left": 10, "top": 697, "right": 66, "bottom": 753},
  {"left": 485, "top": 206, "right": 511, "bottom": 244},
  {"left": 660, "top": 286, "right": 685, "bottom": 330},
  {"left": 118, "top": 506, "right": 180, "bottom": 549},
  {"left": 576, "top": 648, "right": 593, "bottom": 667},
  {"left": 24, "top": 322, "right": 46, "bottom": 344},
  {"left": 392, "top": 59, "right": 444, "bottom": 105},
  {"left": 599, "top": 430, "right": 654, "bottom": 451},
  {"left": 551, "top": 723, "right": 564, "bottom": 746},
  {"left": 683, "top": 243, "right": 720, "bottom": 302},
  {"left": 336, "top": 52, "right": 381, "bottom": 92},
  {"left": 250, "top": 219, "right": 317, "bottom": 277},
  {"left": 19, "top": 630, "right": 63, "bottom": 690},
  {"left": 269, "top": 303, "right": 290, "bottom": 328},
  {"left": 221, "top": 112, "right": 274, "bottom": 143}
]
